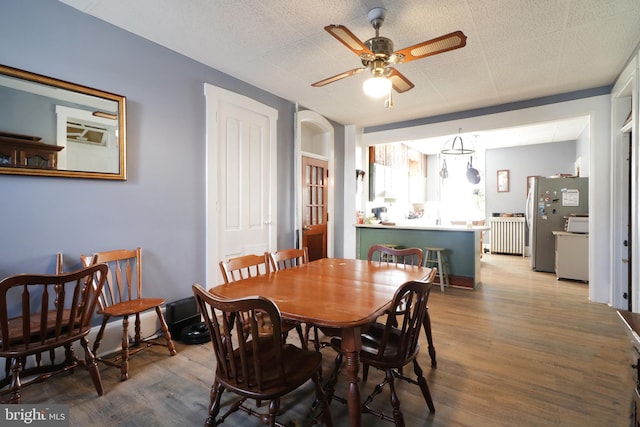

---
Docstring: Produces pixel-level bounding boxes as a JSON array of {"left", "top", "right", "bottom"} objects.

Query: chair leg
[
  {"left": 311, "top": 370, "right": 333, "bottom": 427},
  {"left": 155, "top": 306, "right": 177, "bottom": 356},
  {"left": 303, "top": 324, "right": 312, "bottom": 350},
  {"left": 8, "top": 357, "right": 22, "bottom": 404},
  {"left": 413, "top": 359, "right": 435, "bottom": 413},
  {"left": 92, "top": 316, "right": 109, "bottom": 356},
  {"left": 385, "top": 368, "right": 405, "bottom": 427},
  {"left": 265, "top": 398, "right": 280, "bottom": 426},
  {"left": 134, "top": 312, "right": 142, "bottom": 345},
  {"left": 120, "top": 315, "right": 130, "bottom": 381},
  {"left": 205, "top": 379, "right": 225, "bottom": 427},
  {"left": 362, "top": 363, "right": 370, "bottom": 382},
  {"left": 304, "top": 324, "right": 322, "bottom": 352},
  {"left": 294, "top": 323, "right": 305, "bottom": 348},
  {"left": 423, "top": 309, "right": 437, "bottom": 367},
  {"left": 325, "top": 351, "right": 343, "bottom": 405},
  {"left": 81, "top": 336, "right": 104, "bottom": 396}
]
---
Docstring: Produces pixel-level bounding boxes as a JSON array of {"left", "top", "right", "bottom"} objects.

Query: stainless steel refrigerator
[{"left": 525, "top": 176, "right": 588, "bottom": 272}]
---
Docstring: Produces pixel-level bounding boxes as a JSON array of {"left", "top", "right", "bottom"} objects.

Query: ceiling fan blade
[
  {"left": 393, "top": 30, "right": 467, "bottom": 63},
  {"left": 311, "top": 67, "right": 365, "bottom": 87},
  {"left": 324, "top": 25, "right": 373, "bottom": 57},
  {"left": 388, "top": 68, "right": 414, "bottom": 93}
]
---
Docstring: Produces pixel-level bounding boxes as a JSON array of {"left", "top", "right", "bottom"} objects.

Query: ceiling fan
[{"left": 312, "top": 7, "right": 467, "bottom": 100}]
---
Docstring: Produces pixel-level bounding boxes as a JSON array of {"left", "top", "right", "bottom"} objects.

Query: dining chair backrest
[
  {"left": 191, "top": 283, "right": 332, "bottom": 425},
  {"left": 219, "top": 253, "right": 270, "bottom": 284},
  {"left": 0, "top": 262, "right": 107, "bottom": 403},
  {"left": 269, "top": 247, "right": 309, "bottom": 271},
  {"left": 81, "top": 248, "right": 142, "bottom": 312},
  {"left": 373, "top": 273, "right": 436, "bottom": 363},
  {"left": 192, "top": 283, "right": 285, "bottom": 390},
  {"left": 367, "top": 245, "right": 424, "bottom": 267},
  {"left": 0, "top": 263, "right": 107, "bottom": 354}
]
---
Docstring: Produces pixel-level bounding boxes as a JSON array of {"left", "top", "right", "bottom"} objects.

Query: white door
[{"left": 205, "top": 84, "right": 278, "bottom": 285}]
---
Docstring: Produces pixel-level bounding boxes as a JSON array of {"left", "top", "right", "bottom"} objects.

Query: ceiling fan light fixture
[{"left": 363, "top": 76, "right": 391, "bottom": 98}]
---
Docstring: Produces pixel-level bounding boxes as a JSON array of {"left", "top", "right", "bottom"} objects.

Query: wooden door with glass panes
[{"left": 302, "top": 156, "right": 328, "bottom": 261}]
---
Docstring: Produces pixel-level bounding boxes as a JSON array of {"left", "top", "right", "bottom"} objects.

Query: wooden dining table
[{"left": 208, "top": 257, "right": 433, "bottom": 427}]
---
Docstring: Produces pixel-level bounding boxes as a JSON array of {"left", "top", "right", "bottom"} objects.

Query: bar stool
[{"left": 424, "top": 247, "right": 449, "bottom": 292}]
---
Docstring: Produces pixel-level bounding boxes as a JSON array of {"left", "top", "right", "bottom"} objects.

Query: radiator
[{"left": 490, "top": 217, "right": 525, "bottom": 255}]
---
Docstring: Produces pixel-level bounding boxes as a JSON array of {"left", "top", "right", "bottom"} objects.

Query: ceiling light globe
[{"left": 363, "top": 77, "right": 391, "bottom": 98}]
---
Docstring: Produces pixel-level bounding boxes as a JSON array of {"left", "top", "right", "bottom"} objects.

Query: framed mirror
[{"left": 0, "top": 64, "right": 126, "bottom": 180}]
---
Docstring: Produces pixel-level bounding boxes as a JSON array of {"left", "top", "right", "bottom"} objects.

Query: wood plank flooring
[{"left": 15, "top": 254, "right": 635, "bottom": 426}]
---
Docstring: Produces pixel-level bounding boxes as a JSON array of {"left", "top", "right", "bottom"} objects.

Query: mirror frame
[{"left": 0, "top": 64, "right": 127, "bottom": 180}]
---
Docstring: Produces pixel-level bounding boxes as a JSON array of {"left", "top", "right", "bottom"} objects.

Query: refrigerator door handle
[{"left": 525, "top": 188, "right": 533, "bottom": 225}]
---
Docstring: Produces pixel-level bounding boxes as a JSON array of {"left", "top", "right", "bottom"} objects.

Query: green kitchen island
[{"left": 355, "top": 223, "right": 489, "bottom": 289}]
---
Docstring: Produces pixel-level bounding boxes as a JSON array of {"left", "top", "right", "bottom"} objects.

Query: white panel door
[{"left": 205, "top": 84, "right": 277, "bottom": 285}]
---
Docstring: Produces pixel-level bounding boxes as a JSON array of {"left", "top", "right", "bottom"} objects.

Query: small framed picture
[{"left": 497, "top": 170, "right": 509, "bottom": 192}]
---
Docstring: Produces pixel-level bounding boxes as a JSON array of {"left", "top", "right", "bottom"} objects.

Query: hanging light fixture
[
  {"left": 440, "top": 129, "right": 475, "bottom": 155},
  {"left": 363, "top": 76, "right": 391, "bottom": 98}
]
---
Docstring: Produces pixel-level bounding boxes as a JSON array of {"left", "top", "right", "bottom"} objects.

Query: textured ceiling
[{"left": 58, "top": 0, "right": 640, "bottom": 146}]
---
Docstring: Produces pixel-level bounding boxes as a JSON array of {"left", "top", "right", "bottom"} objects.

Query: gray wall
[
  {"left": 485, "top": 140, "right": 577, "bottom": 216},
  {"left": 0, "top": 0, "right": 344, "bottom": 302}
]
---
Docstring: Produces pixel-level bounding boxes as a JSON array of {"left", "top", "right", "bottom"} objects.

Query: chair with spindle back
[
  {"left": 219, "top": 253, "right": 271, "bottom": 283},
  {"left": 268, "top": 247, "right": 328, "bottom": 352},
  {"left": 368, "top": 244, "right": 438, "bottom": 367},
  {"left": 81, "top": 247, "right": 176, "bottom": 381},
  {"left": 268, "top": 247, "right": 309, "bottom": 271},
  {"left": 325, "top": 277, "right": 436, "bottom": 426},
  {"left": 192, "top": 284, "right": 333, "bottom": 426},
  {"left": 0, "top": 259, "right": 107, "bottom": 403},
  {"left": 367, "top": 244, "right": 423, "bottom": 266},
  {"left": 220, "top": 253, "right": 304, "bottom": 344}
]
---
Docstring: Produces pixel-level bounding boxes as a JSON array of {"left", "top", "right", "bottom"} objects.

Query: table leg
[{"left": 341, "top": 327, "right": 362, "bottom": 427}]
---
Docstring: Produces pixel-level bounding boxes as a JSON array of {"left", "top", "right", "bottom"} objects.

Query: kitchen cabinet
[{"left": 552, "top": 231, "right": 589, "bottom": 282}]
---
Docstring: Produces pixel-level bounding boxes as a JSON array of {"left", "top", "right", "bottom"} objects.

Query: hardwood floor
[{"left": 15, "top": 254, "right": 634, "bottom": 426}]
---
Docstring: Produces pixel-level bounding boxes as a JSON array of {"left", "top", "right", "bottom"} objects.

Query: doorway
[
  {"left": 301, "top": 156, "right": 328, "bottom": 261},
  {"left": 296, "top": 110, "right": 334, "bottom": 258}
]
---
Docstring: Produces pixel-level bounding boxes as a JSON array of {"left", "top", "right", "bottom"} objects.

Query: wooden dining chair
[
  {"left": 219, "top": 253, "right": 270, "bottom": 283},
  {"left": 367, "top": 244, "right": 424, "bottom": 266},
  {"left": 325, "top": 277, "right": 436, "bottom": 426},
  {"left": 268, "top": 247, "right": 308, "bottom": 271},
  {"left": 0, "top": 260, "right": 108, "bottom": 403},
  {"left": 268, "top": 247, "right": 318, "bottom": 346},
  {"left": 192, "top": 284, "right": 333, "bottom": 427},
  {"left": 220, "top": 253, "right": 304, "bottom": 344},
  {"left": 81, "top": 247, "right": 176, "bottom": 381},
  {"left": 368, "top": 244, "right": 438, "bottom": 367}
]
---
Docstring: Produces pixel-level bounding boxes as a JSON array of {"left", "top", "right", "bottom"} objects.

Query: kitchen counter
[
  {"left": 355, "top": 223, "right": 490, "bottom": 232},
  {"left": 355, "top": 223, "right": 488, "bottom": 289}
]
